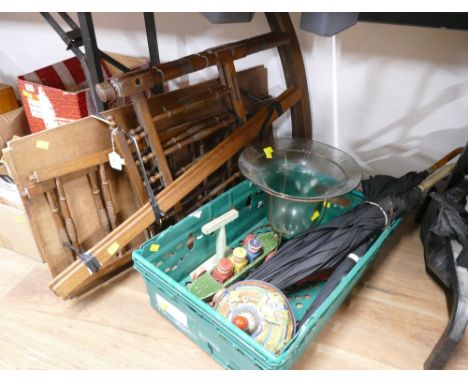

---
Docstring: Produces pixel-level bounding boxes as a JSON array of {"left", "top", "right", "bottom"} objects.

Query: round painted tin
[{"left": 215, "top": 280, "right": 295, "bottom": 354}]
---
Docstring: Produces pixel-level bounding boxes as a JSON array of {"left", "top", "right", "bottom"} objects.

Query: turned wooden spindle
[
  {"left": 98, "top": 164, "right": 118, "bottom": 230},
  {"left": 55, "top": 177, "right": 80, "bottom": 250},
  {"left": 45, "top": 190, "right": 72, "bottom": 248},
  {"left": 87, "top": 169, "right": 111, "bottom": 233}
]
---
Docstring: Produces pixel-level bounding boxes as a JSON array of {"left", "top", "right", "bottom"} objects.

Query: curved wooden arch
[{"left": 266, "top": 13, "right": 312, "bottom": 140}]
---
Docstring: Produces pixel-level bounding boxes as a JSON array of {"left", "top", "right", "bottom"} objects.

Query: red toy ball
[{"left": 232, "top": 315, "right": 249, "bottom": 331}]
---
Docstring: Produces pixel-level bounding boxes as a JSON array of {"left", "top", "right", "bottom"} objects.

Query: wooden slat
[{"left": 28, "top": 149, "right": 111, "bottom": 186}]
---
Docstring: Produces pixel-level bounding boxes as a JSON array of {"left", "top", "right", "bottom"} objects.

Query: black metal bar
[
  {"left": 58, "top": 12, "right": 80, "bottom": 30},
  {"left": 78, "top": 12, "right": 106, "bottom": 112},
  {"left": 144, "top": 12, "right": 164, "bottom": 94},
  {"left": 41, "top": 12, "right": 83, "bottom": 57},
  {"left": 41, "top": 12, "right": 99, "bottom": 115},
  {"left": 99, "top": 51, "right": 130, "bottom": 73}
]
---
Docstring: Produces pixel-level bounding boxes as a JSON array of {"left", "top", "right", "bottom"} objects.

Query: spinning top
[{"left": 215, "top": 280, "right": 295, "bottom": 354}]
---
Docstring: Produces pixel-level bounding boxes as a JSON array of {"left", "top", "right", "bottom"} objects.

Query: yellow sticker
[
  {"left": 263, "top": 146, "right": 274, "bottom": 159},
  {"left": 15, "top": 216, "right": 25, "bottom": 224},
  {"left": 324, "top": 201, "right": 331, "bottom": 208},
  {"left": 36, "top": 140, "right": 50, "bottom": 150},
  {"left": 107, "top": 242, "right": 120, "bottom": 256},
  {"left": 311, "top": 210, "right": 320, "bottom": 222},
  {"left": 150, "top": 244, "right": 160, "bottom": 252},
  {"left": 159, "top": 300, "right": 169, "bottom": 311}
]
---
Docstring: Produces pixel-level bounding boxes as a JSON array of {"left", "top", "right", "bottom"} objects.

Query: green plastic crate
[{"left": 133, "top": 180, "right": 400, "bottom": 369}]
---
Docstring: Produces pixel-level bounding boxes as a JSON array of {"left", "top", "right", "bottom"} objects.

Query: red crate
[{"left": 17, "top": 57, "right": 119, "bottom": 133}]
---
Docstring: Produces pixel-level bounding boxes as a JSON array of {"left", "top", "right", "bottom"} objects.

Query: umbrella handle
[
  {"left": 418, "top": 163, "right": 456, "bottom": 193},
  {"left": 428, "top": 147, "right": 464, "bottom": 173}
]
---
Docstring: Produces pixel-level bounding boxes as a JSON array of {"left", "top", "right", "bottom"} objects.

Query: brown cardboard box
[
  {"left": 0, "top": 107, "right": 29, "bottom": 158},
  {"left": 0, "top": 84, "right": 18, "bottom": 114},
  {"left": 0, "top": 165, "right": 43, "bottom": 262},
  {"left": 0, "top": 203, "right": 43, "bottom": 262}
]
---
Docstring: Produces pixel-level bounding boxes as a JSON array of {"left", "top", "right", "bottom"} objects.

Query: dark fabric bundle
[{"left": 422, "top": 178, "right": 468, "bottom": 276}]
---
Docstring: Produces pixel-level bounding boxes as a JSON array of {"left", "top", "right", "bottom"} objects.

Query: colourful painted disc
[{"left": 215, "top": 280, "right": 295, "bottom": 354}]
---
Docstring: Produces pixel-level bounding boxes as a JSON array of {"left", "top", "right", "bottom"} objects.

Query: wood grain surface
[{"left": 0, "top": 218, "right": 467, "bottom": 369}]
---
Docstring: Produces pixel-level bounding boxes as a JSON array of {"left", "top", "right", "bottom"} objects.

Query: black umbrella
[
  {"left": 249, "top": 154, "right": 458, "bottom": 294},
  {"left": 421, "top": 176, "right": 468, "bottom": 286},
  {"left": 294, "top": 171, "right": 444, "bottom": 328},
  {"left": 296, "top": 240, "right": 372, "bottom": 328},
  {"left": 249, "top": 170, "right": 427, "bottom": 289}
]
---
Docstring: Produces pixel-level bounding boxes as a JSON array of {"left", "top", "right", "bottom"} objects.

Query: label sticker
[
  {"left": 150, "top": 244, "right": 160, "bottom": 252},
  {"left": 155, "top": 293, "right": 188, "bottom": 328},
  {"left": 15, "top": 216, "right": 25, "bottom": 224},
  {"left": 35, "top": 140, "right": 50, "bottom": 150},
  {"left": 324, "top": 201, "right": 331, "bottom": 208},
  {"left": 263, "top": 146, "right": 274, "bottom": 159},
  {"left": 311, "top": 210, "right": 320, "bottom": 222},
  {"left": 107, "top": 242, "right": 120, "bottom": 256},
  {"left": 108, "top": 151, "right": 125, "bottom": 171}
]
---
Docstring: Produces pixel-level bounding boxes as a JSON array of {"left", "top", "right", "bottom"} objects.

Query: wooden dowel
[
  {"left": 159, "top": 112, "right": 228, "bottom": 143},
  {"left": 126, "top": 130, "right": 148, "bottom": 145},
  {"left": 164, "top": 117, "right": 235, "bottom": 155},
  {"left": 96, "top": 32, "right": 289, "bottom": 101},
  {"left": 152, "top": 87, "right": 230, "bottom": 124},
  {"left": 128, "top": 126, "right": 144, "bottom": 136},
  {"left": 137, "top": 117, "right": 235, "bottom": 165},
  {"left": 164, "top": 114, "right": 231, "bottom": 151},
  {"left": 174, "top": 157, "right": 200, "bottom": 177},
  {"left": 191, "top": 172, "right": 241, "bottom": 209}
]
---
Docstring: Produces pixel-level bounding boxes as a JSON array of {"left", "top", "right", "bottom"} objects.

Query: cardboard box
[
  {"left": 0, "top": 165, "right": 43, "bottom": 262},
  {"left": 0, "top": 107, "right": 29, "bottom": 158},
  {"left": 0, "top": 203, "right": 43, "bottom": 262},
  {"left": 0, "top": 83, "right": 19, "bottom": 114},
  {"left": 17, "top": 54, "right": 147, "bottom": 133}
]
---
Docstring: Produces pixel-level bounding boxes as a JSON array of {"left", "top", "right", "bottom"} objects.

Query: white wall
[{"left": 0, "top": 12, "right": 467, "bottom": 176}]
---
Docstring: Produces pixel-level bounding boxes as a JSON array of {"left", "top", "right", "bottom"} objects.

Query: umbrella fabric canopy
[
  {"left": 419, "top": 174, "right": 468, "bottom": 370},
  {"left": 248, "top": 170, "right": 429, "bottom": 291},
  {"left": 421, "top": 177, "right": 468, "bottom": 285}
]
